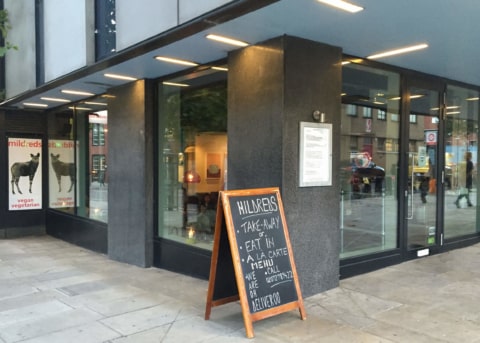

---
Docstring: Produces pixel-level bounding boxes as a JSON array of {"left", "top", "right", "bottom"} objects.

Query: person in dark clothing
[
  {"left": 455, "top": 151, "right": 474, "bottom": 208},
  {"left": 420, "top": 176, "right": 429, "bottom": 204}
]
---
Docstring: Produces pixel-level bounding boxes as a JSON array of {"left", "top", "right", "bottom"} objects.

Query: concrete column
[
  {"left": 228, "top": 35, "right": 342, "bottom": 296},
  {"left": 108, "top": 80, "right": 154, "bottom": 267}
]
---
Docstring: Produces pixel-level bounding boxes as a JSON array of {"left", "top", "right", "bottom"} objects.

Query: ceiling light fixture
[
  {"left": 317, "top": 0, "right": 364, "bottom": 13},
  {"left": 388, "top": 94, "right": 426, "bottom": 101},
  {"left": 409, "top": 94, "right": 425, "bottom": 99},
  {"left": 211, "top": 66, "right": 229, "bottom": 72},
  {"left": 23, "top": 102, "right": 48, "bottom": 108},
  {"left": 206, "top": 34, "right": 249, "bottom": 47},
  {"left": 162, "top": 81, "right": 189, "bottom": 87},
  {"left": 342, "top": 58, "right": 364, "bottom": 65},
  {"left": 104, "top": 73, "right": 137, "bottom": 81},
  {"left": 84, "top": 101, "right": 108, "bottom": 106},
  {"left": 68, "top": 106, "right": 92, "bottom": 111},
  {"left": 466, "top": 97, "right": 479, "bottom": 101},
  {"left": 367, "top": 43, "right": 428, "bottom": 60},
  {"left": 41, "top": 97, "right": 70, "bottom": 103},
  {"left": 155, "top": 56, "right": 198, "bottom": 66},
  {"left": 61, "top": 89, "right": 95, "bottom": 96}
]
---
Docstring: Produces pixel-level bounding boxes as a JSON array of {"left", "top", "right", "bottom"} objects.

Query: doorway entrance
[
  {"left": 404, "top": 83, "right": 443, "bottom": 253},
  {"left": 340, "top": 62, "right": 480, "bottom": 278}
]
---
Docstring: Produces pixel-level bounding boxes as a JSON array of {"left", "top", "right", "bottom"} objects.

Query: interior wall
[{"left": 228, "top": 35, "right": 342, "bottom": 297}]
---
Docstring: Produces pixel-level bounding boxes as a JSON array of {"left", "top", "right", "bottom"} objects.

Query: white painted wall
[
  {"left": 115, "top": 0, "right": 232, "bottom": 51},
  {"left": 4, "top": 0, "right": 36, "bottom": 98},
  {"left": 115, "top": 0, "right": 177, "bottom": 51},
  {"left": 179, "top": 0, "right": 232, "bottom": 24},
  {"left": 43, "top": 0, "right": 93, "bottom": 82},
  {"left": 4, "top": 0, "right": 234, "bottom": 98}
]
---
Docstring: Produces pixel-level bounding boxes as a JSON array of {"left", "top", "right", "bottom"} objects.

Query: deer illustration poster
[
  {"left": 8, "top": 138, "right": 43, "bottom": 211},
  {"left": 48, "top": 140, "right": 77, "bottom": 209}
]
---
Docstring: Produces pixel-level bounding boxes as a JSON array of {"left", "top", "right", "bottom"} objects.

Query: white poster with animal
[
  {"left": 48, "top": 140, "right": 76, "bottom": 208},
  {"left": 8, "top": 138, "right": 43, "bottom": 211}
]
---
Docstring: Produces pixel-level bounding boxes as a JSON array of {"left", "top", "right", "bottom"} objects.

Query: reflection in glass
[
  {"left": 340, "top": 63, "right": 400, "bottom": 258},
  {"left": 406, "top": 87, "right": 439, "bottom": 249},
  {"left": 48, "top": 98, "right": 108, "bottom": 223},
  {"left": 444, "top": 85, "right": 479, "bottom": 239},
  {"left": 158, "top": 69, "right": 227, "bottom": 250}
]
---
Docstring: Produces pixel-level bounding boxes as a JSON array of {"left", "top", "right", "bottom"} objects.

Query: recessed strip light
[
  {"left": 23, "top": 102, "right": 48, "bottom": 108},
  {"left": 68, "top": 106, "right": 92, "bottom": 111},
  {"left": 155, "top": 56, "right": 198, "bottom": 66},
  {"left": 341, "top": 58, "right": 364, "bottom": 66},
  {"left": 211, "top": 66, "right": 229, "bottom": 72},
  {"left": 41, "top": 97, "right": 70, "bottom": 103},
  {"left": 388, "top": 94, "right": 426, "bottom": 101},
  {"left": 206, "top": 34, "right": 249, "bottom": 47},
  {"left": 317, "top": 0, "right": 364, "bottom": 13},
  {"left": 410, "top": 94, "right": 425, "bottom": 99},
  {"left": 84, "top": 101, "right": 108, "bottom": 106},
  {"left": 431, "top": 106, "right": 460, "bottom": 111},
  {"left": 367, "top": 43, "right": 428, "bottom": 60},
  {"left": 61, "top": 89, "right": 95, "bottom": 96},
  {"left": 162, "top": 81, "right": 189, "bottom": 87},
  {"left": 466, "top": 97, "right": 479, "bottom": 101},
  {"left": 104, "top": 73, "right": 137, "bottom": 81}
]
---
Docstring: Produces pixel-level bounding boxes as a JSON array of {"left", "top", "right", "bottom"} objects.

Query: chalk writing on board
[{"left": 229, "top": 194, "right": 297, "bottom": 313}]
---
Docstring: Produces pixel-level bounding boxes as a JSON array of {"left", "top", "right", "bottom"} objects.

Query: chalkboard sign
[{"left": 205, "top": 188, "right": 306, "bottom": 338}]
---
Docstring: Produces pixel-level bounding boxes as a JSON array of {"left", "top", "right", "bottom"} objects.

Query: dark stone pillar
[
  {"left": 228, "top": 35, "right": 342, "bottom": 296},
  {"left": 108, "top": 80, "right": 154, "bottom": 267}
]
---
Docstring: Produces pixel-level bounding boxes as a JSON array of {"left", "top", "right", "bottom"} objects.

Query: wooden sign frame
[{"left": 205, "top": 187, "right": 306, "bottom": 338}]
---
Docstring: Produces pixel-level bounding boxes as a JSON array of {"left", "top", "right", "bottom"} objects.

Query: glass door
[
  {"left": 405, "top": 85, "right": 442, "bottom": 252},
  {"left": 444, "top": 85, "right": 479, "bottom": 240}
]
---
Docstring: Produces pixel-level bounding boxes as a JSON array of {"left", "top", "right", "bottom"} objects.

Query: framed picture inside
[{"left": 206, "top": 153, "right": 222, "bottom": 179}]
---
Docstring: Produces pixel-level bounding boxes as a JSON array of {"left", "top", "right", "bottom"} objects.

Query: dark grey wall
[
  {"left": 228, "top": 35, "right": 342, "bottom": 297},
  {"left": 108, "top": 80, "right": 154, "bottom": 267}
]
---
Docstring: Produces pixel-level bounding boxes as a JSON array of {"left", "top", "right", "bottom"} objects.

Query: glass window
[
  {"left": 377, "top": 109, "right": 386, "bottom": 120},
  {"left": 158, "top": 67, "right": 227, "bottom": 250},
  {"left": 345, "top": 104, "right": 357, "bottom": 116},
  {"left": 363, "top": 107, "right": 372, "bottom": 118},
  {"left": 92, "top": 123, "right": 106, "bottom": 146},
  {"left": 48, "top": 98, "right": 108, "bottom": 222},
  {"left": 445, "top": 85, "right": 479, "bottom": 239},
  {"left": 341, "top": 62, "right": 400, "bottom": 258}
]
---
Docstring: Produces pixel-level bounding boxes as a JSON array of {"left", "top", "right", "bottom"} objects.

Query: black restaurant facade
[{"left": 1, "top": 0, "right": 479, "bottom": 297}]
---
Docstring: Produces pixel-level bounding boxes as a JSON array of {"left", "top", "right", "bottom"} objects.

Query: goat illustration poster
[
  {"left": 48, "top": 140, "right": 76, "bottom": 208},
  {"left": 8, "top": 138, "right": 43, "bottom": 211}
]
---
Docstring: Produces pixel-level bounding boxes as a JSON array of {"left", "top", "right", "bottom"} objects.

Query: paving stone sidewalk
[{"left": 1, "top": 235, "right": 480, "bottom": 342}]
